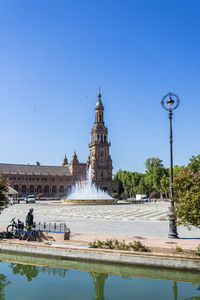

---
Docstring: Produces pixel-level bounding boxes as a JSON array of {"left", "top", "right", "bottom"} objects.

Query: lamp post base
[
  {"left": 168, "top": 232, "right": 179, "bottom": 239},
  {"left": 168, "top": 221, "right": 179, "bottom": 239}
]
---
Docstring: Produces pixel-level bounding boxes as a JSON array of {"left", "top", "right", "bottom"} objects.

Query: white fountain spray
[{"left": 67, "top": 165, "right": 112, "bottom": 200}]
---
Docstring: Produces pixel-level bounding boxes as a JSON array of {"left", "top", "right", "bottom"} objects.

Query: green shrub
[
  {"left": 128, "top": 240, "right": 149, "bottom": 252},
  {"left": 88, "top": 239, "right": 149, "bottom": 252},
  {"left": 104, "top": 239, "right": 114, "bottom": 249},
  {"left": 88, "top": 239, "right": 103, "bottom": 248},
  {"left": 196, "top": 245, "right": 200, "bottom": 256},
  {"left": 173, "top": 246, "right": 183, "bottom": 253},
  {"left": 113, "top": 239, "right": 119, "bottom": 246},
  {"left": 116, "top": 240, "right": 129, "bottom": 251}
]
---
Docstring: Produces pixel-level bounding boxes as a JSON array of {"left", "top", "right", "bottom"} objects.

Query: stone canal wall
[{"left": 0, "top": 241, "right": 200, "bottom": 271}]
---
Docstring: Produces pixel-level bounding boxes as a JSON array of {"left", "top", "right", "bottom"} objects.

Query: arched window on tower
[
  {"left": 101, "top": 135, "right": 103, "bottom": 142},
  {"left": 99, "top": 114, "right": 102, "bottom": 121},
  {"left": 104, "top": 135, "right": 106, "bottom": 142}
]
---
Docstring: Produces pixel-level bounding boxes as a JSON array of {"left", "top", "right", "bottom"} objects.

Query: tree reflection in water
[
  {"left": 0, "top": 274, "right": 10, "bottom": 300},
  {"left": 6, "top": 264, "right": 200, "bottom": 300},
  {"left": 9, "top": 263, "right": 68, "bottom": 282},
  {"left": 173, "top": 281, "right": 177, "bottom": 300},
  {"left": 183, "top": 296, "right": 200, "bottom": 300},
  {"left": 9, "top": 264, "right": 39, "bottom": 282},
  {"left": 173, "top": 281, "right": 200, "bottom": 300}
]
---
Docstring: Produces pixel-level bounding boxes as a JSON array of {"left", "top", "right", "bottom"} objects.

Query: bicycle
[{"left": 7, "top": 218, "right": 24, "bottom": 237}]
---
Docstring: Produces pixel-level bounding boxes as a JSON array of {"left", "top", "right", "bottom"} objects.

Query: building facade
[
  {"left": 0, "top": 153, "right": 86, "bottom": 198},
  {"left": 0, "top": 91, "right": 118, "bottom": 198}
]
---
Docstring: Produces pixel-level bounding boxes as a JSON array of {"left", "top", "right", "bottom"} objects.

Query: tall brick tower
[{"left": 87, "top": 89, "right": 118, "bottom": 195}]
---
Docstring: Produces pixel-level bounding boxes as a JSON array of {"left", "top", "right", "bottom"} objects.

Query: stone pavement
[
  {"left": 0, "top": 202, "right": 199, "bottom": 241},
  {"left": 1, "top": 201, "right": 169, "bottom": 222}
]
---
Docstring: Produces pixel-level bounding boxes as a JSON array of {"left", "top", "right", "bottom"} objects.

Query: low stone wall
[
  {"left": 37, "top": 231, "right": 70, "bottom": 242},
  {"left": 62, "top": 199, "right": 117, "bottom": 205}
]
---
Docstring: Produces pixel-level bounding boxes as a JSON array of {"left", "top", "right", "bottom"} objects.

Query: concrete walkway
[{"left": 0, "top": 226, "right": 199, "bottom": 251}]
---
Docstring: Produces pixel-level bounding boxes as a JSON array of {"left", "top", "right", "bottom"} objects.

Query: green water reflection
[
  {"left": 0, "top": 274, "right": 10, "bottom": 299},
  {"left": 9, "top": 263, "right": 68, "bottom": 281},
  {"left": 0, "top": 253, "right": 200, "bottom": 300},
  {"left": 89, "top": 272, "right": 108, "bottom": 300}
]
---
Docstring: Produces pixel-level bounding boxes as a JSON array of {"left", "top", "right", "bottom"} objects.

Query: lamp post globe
[{"left": 161, "top": 92, "right": 180, "bottom": 239}]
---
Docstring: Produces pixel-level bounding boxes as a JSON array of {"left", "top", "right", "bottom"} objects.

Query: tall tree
[
  {"left": 173, "top": 165, "right": 185, "bottom": 177},
  {"left": 188, "top": 154, "right": 200, "bottom": 173},
  {"left": 145, "top": 157, "right": 165, "bottom": 197},
  {"left": 136, "top": 175, "right": 147, "bottom": 194},
  {"left": 0, "top": 177, "right": 8, "bottom": 214},
  {"left": 114, "top": 170, "right": 146, "bottom": 198},
  {"left": 174, "top": 166, "right": 200, "bottom": 228},
  {"left": 113, "top": 170, "right": 123, "bottom": 195},
  {"left": 160, "top": 174, "right": 170, "bottom": 199}
]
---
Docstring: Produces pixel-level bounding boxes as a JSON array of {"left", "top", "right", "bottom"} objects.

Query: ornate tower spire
[
  {"left": 62, "top": 154, "right": 68, "bottom": 166},
  {"left": 97, "top": 85, "right": 101, "bottom": 98},
  {"left": 71, "top": 150, "right": 79, "bottom": 164}
]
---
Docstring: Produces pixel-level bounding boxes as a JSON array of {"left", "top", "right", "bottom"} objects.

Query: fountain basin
[{"left": 62, "top": 198, "right": 117, "bottom": 205}]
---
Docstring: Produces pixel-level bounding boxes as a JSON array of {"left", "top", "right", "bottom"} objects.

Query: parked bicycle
[
  {"left": 7, "top": 218, "right": 38, "bottom": 241},
  {"left": 7, "top": 218, "right": 24, "bottom": 237}
]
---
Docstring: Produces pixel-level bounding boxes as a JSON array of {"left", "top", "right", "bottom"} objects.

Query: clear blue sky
[{"left": 0, "top": 0, "right": 200, "bottom": 173}]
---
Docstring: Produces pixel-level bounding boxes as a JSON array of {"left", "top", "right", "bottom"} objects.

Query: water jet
[{"left": 62, "top": 166, "right": 116, "bottom": 204}]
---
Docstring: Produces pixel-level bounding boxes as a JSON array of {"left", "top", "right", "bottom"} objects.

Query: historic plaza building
[{"left": 0, "top": 91, "right": 118, "bottom": 198}]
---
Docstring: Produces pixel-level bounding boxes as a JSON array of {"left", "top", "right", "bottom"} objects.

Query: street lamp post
[{"left": 161, "top": 92, "right": 180, "bottom": 239}]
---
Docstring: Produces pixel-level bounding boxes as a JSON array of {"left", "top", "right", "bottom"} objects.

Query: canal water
[{"left": 0, "top": 253, "right": 200, "bottom": 300}]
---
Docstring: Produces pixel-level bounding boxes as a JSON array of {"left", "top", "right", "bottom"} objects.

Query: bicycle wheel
[
  {"left": 31, "top": 230, "right": 39, "bottom": 241},
  {"left": 19, "top": 230, "right": 27, "bottom": 240},
  {"left": 7, "top": 225, "right": 14, "bottom": 234},
  {"left": 13, "top": 229, "right": 21, "bottom": 238}
]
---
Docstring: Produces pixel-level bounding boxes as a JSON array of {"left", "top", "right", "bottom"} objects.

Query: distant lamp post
[{"left": 161, "top": 92, "right": 180, "bottom": 239}]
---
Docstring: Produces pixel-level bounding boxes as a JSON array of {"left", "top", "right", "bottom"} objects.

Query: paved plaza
[{"left": 0, "top": 202, "right": 199, "bottom": 239}]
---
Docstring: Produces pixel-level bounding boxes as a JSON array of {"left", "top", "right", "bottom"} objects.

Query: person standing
[{"left": 26, "top": 208, "right": 34, "bottom": 227}]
